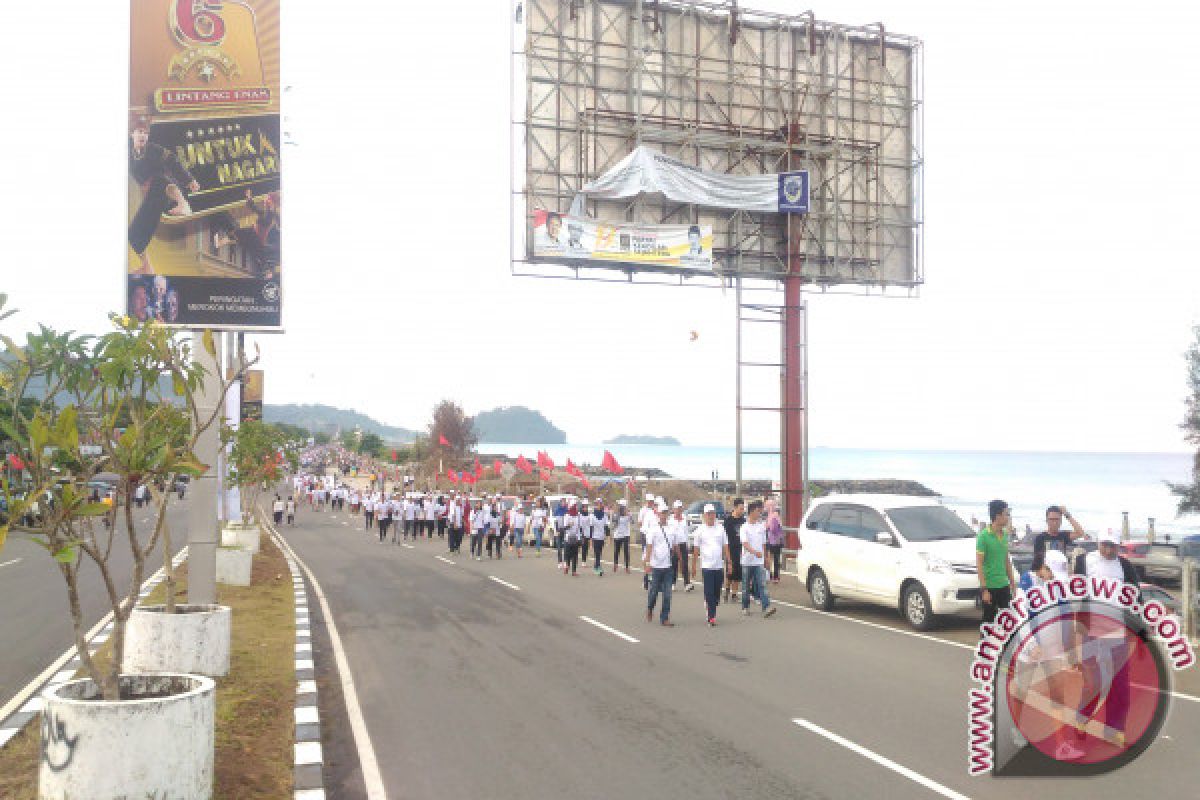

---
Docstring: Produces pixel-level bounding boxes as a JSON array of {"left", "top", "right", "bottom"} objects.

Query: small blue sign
[{"left": 778, "top": 170, "right": 810, "bottom": 214}]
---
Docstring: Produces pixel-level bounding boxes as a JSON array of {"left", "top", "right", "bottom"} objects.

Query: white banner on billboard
[
  {"left": 533, "top": 210, "right": 712, "bottom": 268},
  {"left": 572, "top": 146, "right": 809, "bottom": 214}
]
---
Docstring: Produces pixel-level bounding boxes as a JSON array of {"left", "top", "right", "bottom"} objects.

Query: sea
[{"left": 478, "top": 442, "right": 1200, "bottom": 541}]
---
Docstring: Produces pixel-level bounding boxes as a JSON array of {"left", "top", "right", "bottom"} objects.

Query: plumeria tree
[
  {"left": 226, "top": 419, "right": 297, "bottom": 523},
  {"left": 0, "top": 310, "right": 247, "bottom": 700}
]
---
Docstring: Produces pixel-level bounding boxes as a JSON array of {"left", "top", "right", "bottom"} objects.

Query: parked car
[
  {"left": 1138, "top": 583, "right": 1182, "bottom": 616},
  {"left": 1141, "top": 543, "right": 1183, "bottom": 583},
  {"left": 795, "top": 494, "right": 981, "bottom": 630},
  {"left": 684, "top": 499, "right": 726, "bottom": 529}
]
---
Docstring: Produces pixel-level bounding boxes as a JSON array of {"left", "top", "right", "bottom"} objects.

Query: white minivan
[{"left": 795, "top": 494, "right": 981, "bottom": 630}]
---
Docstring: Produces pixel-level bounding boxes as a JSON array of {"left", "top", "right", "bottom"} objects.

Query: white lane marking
[
  {"left": 579, "top": 616, "right": 639, "bottom": 644},
  {"left": 265, "top": 522, "right": 385, "bottom": 799},
  {"left": 0, "top": 558, "right": 22, "bottom": 569},
  {"left": 793, "top": 718, "right": 972, "bottom": 800},
  {"left": 435, "top": 556, "right": 456, "bottom": 565},
  {"left": 771, "top": 600, "right": 976, "bottom": 652},
  {"left": 401, "top": 543, "right": 415, "bottom": 550},
  {"left": 488, "top": 576, "right": 520, "bottom": 591}
]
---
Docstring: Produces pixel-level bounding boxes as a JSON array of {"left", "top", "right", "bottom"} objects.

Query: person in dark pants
[
  {"left": 579, "top": 500, "right": 592, "bottom": 565},
  {"left": 692, "top": 504, "right": 730, "bottom": 626},
  {"left": 644, "top": 505, "right": 675, "bottom": 626},
  {"left": 723, "top": 498, "right": 745, "bottom": 602},
  {"left": 611, "top": 499, "right": 632, "bottom": 572},
  {"left": 976, "top": 499, "right": 1017, "bottom": 627},
  {"left": 562, "top": 505, "right": 583, "bottom": 576}
]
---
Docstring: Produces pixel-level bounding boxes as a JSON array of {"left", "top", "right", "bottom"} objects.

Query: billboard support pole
[
  {"left": 781, "top": 274, "right": 807, "bottom": 547},
  {"left": 188, "top": 330, "right": 221, "bottom": 606}
]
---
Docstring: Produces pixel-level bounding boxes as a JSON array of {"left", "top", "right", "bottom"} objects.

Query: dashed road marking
[
  {"left": 579, "top": 616, "right": 639, "bottom": 644},
  {"left": 793, "top": 718, "right": 972, "bottom": 800},
  {"left": 488, "top": 576, "right": 520, "bottom": 591}
]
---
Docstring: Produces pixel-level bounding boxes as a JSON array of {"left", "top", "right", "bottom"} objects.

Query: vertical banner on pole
[{"left": 128, "top": 0, "right": 283, "bottom": 330}]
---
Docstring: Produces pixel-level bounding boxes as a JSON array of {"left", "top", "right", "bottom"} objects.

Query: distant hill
[
  {"left": 605, "top": 434, "right": 681, "bottom": 446},
  {"left": 474, "top": 406, "right": 566, "bottom": 444},
  {"left": 263, "top": 403, "right": 417, "bottom": 442}
]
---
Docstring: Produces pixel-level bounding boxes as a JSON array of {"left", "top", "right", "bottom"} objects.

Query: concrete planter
[
  {"left": 215, "top": 546, "right": 253, "bottom": 586},
  {"left": 125, "top": 604, "right": 231, "bottom": 677},
  {"left": 220, "top": 522, "right": 260, "bottom": 554},
  {"left": 38, "top": 673, "right": 214, "bottom": 800}
]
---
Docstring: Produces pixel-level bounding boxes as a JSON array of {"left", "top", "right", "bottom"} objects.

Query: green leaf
[
  {"left": 53, "top": 544, "right": 77, "bottom": 564},
  {"left": 77, "top": 502, "right": 110, "bottom": 517},
  {"left": 202, "top": 329, "right": 216, "bottom": 357}
]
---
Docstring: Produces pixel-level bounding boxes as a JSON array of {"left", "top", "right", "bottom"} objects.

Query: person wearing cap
[
  {"left": 977, "top": 499, "right": 1017, "bottom": 626},
  {"left": 589, "top": 500, "right": 608, "bottom": 575},
  {"left": 740, "top": 500, "right": 777, "bottom": 618},
  {"left": 561, "top": 503, "right": 584, "bottom": 576},
  {"left": 692, "top": 504, "right": 730, "bottom": 626},
  {"left": 1066, "top": 529, "right": 1140, "bottom": 754},
  {"left": 667, "top": 500, "right": 695, "bottom": 592},
  {"left": 637, "top": 494, "right": 658, "bottom": 547},
  {"left": 644, "top": 504, "right": 675, "bottom": 626},
  {"left": 612, "top": 498, "right": 633, "bottom": 573}
]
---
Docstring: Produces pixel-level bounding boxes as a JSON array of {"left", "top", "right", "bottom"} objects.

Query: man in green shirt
[{"left": 976, "top": 499, "right": 1017, "bottom": 626}]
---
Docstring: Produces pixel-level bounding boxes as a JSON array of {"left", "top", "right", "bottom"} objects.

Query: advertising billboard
[
  {"left": 533, "top": 210, "right": 712, "bottom": 269},
  {"left": 128, "top": 0, "right": 282, "bottom": 330},
  {"left": 241, "top": 369, "right": 263, "bottom": 422}
]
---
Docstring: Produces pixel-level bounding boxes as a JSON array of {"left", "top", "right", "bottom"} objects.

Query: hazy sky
[{"left": 2, "top": 0, "right": 1197, "bottom": 453}]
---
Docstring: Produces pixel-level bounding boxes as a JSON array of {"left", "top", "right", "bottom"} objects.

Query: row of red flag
[{"left": 437, "top": 449, "right": 624, "bottom": 489}]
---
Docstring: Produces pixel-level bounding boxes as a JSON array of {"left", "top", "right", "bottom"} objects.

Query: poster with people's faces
[
  {"left": 127, "top": 0, "right": 282, "bottom": 330},
  {"left": 532, "top": 210, "right": 712, "bottom": 269}
]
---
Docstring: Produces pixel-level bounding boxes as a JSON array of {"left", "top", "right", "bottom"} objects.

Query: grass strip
[{"left": 0, "top": 532, "right": 295, "bottom": 799}]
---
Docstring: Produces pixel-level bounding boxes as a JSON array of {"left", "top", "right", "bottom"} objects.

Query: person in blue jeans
[
  {"left": 740, "top": 500, "right": 777, "bottom": 618},
  {"left": 644, "top": 505, "right": 675, "bottom": 626}
]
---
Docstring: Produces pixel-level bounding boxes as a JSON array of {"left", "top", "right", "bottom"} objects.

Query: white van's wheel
[
  {"left": 903, "top": 583, "right": 936, "bottom": 630},
  {"left": 809, "top": 569, "right": 835, "bottom": 611}
]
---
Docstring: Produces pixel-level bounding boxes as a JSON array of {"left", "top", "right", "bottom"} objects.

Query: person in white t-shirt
[
  {"left": 692, "top": 504, "right": 731, "bottom": 626},
  {"left": 530, "top": 499, "right": 548, "bottom": 557},
  {"left": 363, "top": 495, "right": 376, "bottom": 531},
  {"left": 588, "top": 501, "right": 608, "bottom": 575},
  {"left": 739, "top": 500, "right": 776, "bottom": 618},
  {"left": 637, "top": 495, "right": 657, "bottom": 547},
  {"left": 667, "top": 500, "right": 694, "bottom": 592},
  {"left": 272, "top": 495, "right": 285, "bottom": 525},
  {"left": 375, "top": 496, "right": 391, "bottom": 543},
  {"left": 611, "top": 499, "right": 632, "bottom": 573},
  {"left": 643, "top": 504, "right": 675, "bottom": 626},
  {"left": 469, "top": 501, "right": 489, "bottom": 560},
  {"left": 285, "top": 496, "right": 296, "bottom": 525},
  {"left": 511, "top": 502, "right": 527, "bottom": 558},
  {"left": 561, "top": 504, "right": 584, "bottom": 576}
]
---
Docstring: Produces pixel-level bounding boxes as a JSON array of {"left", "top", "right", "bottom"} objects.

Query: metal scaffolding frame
[
  {"left": 513, "top": 0, "right": 923, "bottom": 287},
  {"left": 511, "top": 0, "right": 923, "bottom": 528}
]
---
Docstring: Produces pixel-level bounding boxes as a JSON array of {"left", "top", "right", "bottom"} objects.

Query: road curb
[
  {"left": 0, "top": 548, "right": 189, "bottom": 751},
  {"left": 270, "top": 524, "right": 328, "bottom": 800}
]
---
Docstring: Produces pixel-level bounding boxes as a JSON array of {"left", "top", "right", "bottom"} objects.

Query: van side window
[
  {"left": 825, "top": 506, "right": 861, "bottom": 538},
  {"left": 860, "top": 509, "right": 888, "bottom": 537},
  {"left": 806, "top": 503, "right": 833, "bottom": 530}
]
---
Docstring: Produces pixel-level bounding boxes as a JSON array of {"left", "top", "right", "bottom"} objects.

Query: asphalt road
[
  {"left": 281, "top": 504, "right": 1200, "bottom": 800},
  {"left": 0, "top": 499, "right": 190, "bottom": 705}
]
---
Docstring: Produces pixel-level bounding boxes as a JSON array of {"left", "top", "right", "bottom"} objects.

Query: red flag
[
  {"left": 537, "top": 450, "right": 555, "bottom": 470},
  {"left": 391, "top": 449, "right": 398, "bottom": 462},
  {"left": 566, "top": 459, "right": 581, "bottom": 477},
  {"left": 539, "top": 469, "right": 551, "bottom": 481},
  {"left": 439, "top": 433, "right": 451, "bottom": 447},
  {"left": 7, "top": 454, "right": 24, "bottom": 470},
  {"left": 493, "top": 459, "right": 504, "bottom": 474},
  {"left": 601, "top": 450, "right": 624, "bottom": 474},
  {"left": 581, "top": 477, "right": 591, "bottom": 489},
  {"left": 515, "top": 455, "right": 532, "bottom": 474},
  {"left": 473, "top": 456, "right": 481, "bottom": 476}
]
